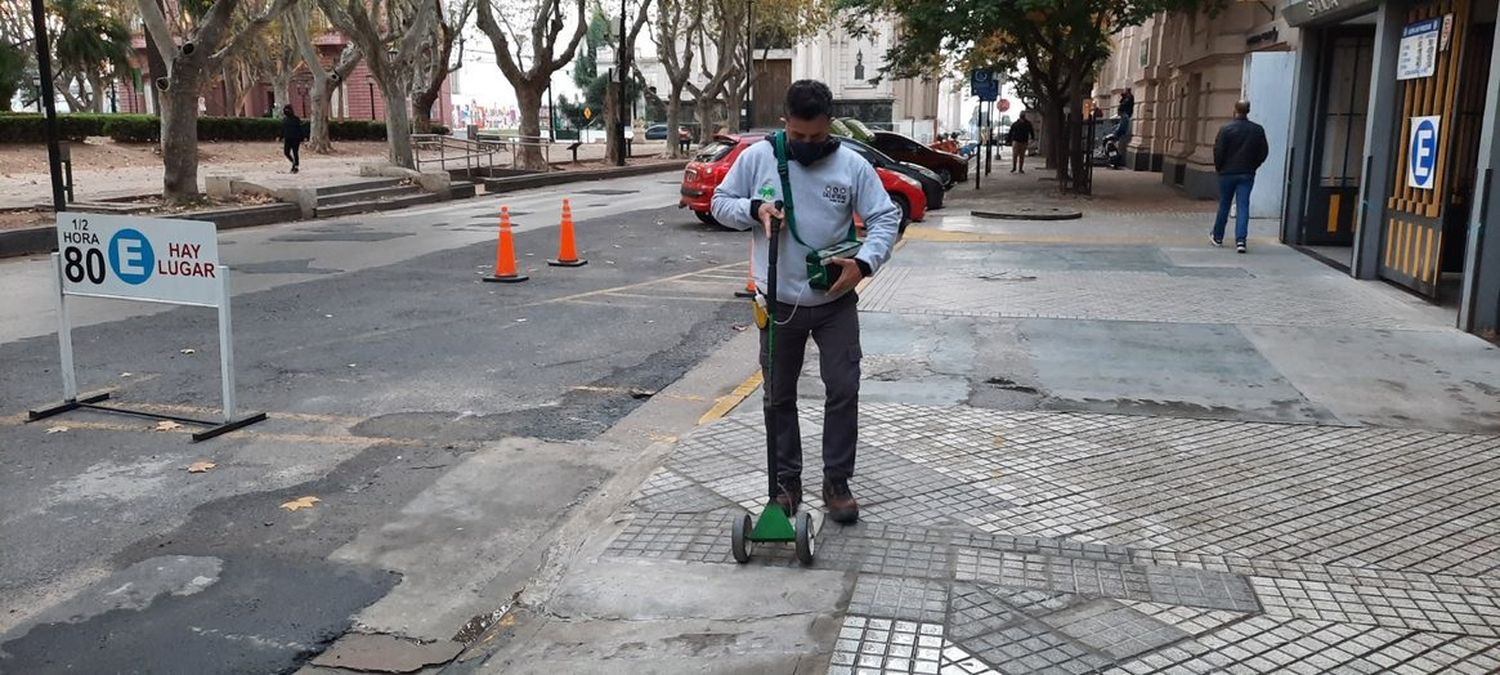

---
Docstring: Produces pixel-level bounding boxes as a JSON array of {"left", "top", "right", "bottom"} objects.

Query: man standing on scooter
[{"left": 710, "top": 80, "right": 902, "bottom": 524}]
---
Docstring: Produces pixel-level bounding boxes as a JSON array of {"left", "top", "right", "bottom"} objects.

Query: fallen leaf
[
  {"left": 155, "top": 420, "right": 183, "bottom": 431},
  {"left": 280, "top": 496, "right": 320, "bottom": 511},
  {"left": 187, "top": 461, "right": 216, "bottom": 473},
  {"left": 179, "top": 348, "right": 196, "bottom": 355},
  {"left": 45, "top": 426, "right": 67, "bottom": 434}
]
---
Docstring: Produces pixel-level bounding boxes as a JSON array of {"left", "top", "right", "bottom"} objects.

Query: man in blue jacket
[
  {"left": 1212, "top": 100, "right": 1270, "bottom": 253},
  {"left": 711, "top": 80, "right": 901, "bottom": 524}
]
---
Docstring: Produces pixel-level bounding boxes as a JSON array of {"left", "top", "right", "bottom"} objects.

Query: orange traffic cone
[
  {"left": 548, "top": 198, "right": 588, "bottom": 267},
  {"left": 734, "top": 240, "right": 757, "bottom": 298},
  {"left": 484, "top": 206, "right": 529, "bottom": 283}
]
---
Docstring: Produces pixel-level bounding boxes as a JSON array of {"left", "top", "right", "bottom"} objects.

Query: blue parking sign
[
  {"left": 1408, "top": 115, "right": 1440, "bottom": 190},
  {"left": 971, "top": 70, "right": 999, "bottom": 101}
]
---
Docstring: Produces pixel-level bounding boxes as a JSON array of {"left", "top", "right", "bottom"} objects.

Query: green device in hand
[{"left": 807, "top": 240, "right": 863, "bottom": 291}]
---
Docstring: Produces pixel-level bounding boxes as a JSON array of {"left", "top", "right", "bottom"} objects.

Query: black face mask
[{"left": 788, "top": 138, "right": 840, "bottom": 166}]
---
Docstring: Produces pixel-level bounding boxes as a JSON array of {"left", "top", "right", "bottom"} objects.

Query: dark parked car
[
  {"left": 645, "top": 124, "right": 691, "bottom": 141},
  {"left": 871, "top": 130, "right": 968, "bottom": 187},
  {"left": 841, "top": 137, "right": 944, "bottom": 212}
]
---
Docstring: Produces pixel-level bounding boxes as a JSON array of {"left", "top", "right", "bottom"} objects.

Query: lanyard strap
[{"left": 771, "top": 131, "right": 860, "bottom": 246}]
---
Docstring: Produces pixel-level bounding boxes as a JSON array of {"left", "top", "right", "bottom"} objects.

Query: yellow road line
[{"left": 698, "top": 371, "right": 762, "bottom": 426}]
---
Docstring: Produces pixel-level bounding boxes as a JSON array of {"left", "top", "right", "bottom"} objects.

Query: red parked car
[{"left": 680, "top": 134, "right": 926, "bottom": 232}]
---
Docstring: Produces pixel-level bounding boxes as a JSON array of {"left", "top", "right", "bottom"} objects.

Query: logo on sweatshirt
[
  {"left": 758, "top": 184, "right": 778, "bottom": 201},
  {"left": 822, "top": 184, "right": 850, "bottom": 205}
]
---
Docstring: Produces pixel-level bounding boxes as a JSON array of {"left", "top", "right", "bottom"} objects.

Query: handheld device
[{"left": 807, "top": 241, "right": 863, "bottom": 291}]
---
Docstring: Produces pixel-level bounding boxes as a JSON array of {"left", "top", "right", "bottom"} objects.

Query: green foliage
[
  {"left": 48, "top": 0, "right": 132, "bottom": 86},
  {"left": 0, "top": 41, "right": 27, "bottom": 112},
  {"left": 0, "top": 113, "right": 447, "bottom": 144},
  {"left": 573, "top": 6, "right": 611, "bottom": 92}
]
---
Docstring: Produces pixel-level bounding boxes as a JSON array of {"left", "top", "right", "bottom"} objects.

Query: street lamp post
[{"left": 28, "top": 0, "right": 66, "bottom": 211}]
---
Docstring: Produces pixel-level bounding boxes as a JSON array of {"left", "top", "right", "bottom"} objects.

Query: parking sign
[
  {"left": 56, "top": 213, "right": 222, "bottom": 307},
  {"left": 1408, "top": 116, "right": 1441, "bottom": 190},
  {"left": 971, "top": 70, "right": 999, "bottom": 101}
]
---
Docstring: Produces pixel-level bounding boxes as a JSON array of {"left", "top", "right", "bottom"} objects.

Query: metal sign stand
[{"left": 28, "top": 254, "right": 267, "bottom": 442}]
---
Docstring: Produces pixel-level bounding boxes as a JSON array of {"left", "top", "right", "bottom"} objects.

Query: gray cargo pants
[{"left": 759, "top": 291, "right": 861, "bottom": 484}]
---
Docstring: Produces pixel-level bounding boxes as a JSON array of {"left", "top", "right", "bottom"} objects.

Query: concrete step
[
  {"left": 314, "top": 178, "right": 407, "bottom": 197},
  {"left": 316, "top": 184, "right": 426, "bottom": 207},
  {"left": 314, "top": 191, "right": 442, "bottom": 219}
]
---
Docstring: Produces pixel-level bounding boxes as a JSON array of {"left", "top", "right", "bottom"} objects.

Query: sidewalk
[{"left": 461, "top": 179, "right": 1500, "bottom": 673}]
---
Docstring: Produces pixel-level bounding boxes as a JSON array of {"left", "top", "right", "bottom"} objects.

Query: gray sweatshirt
[{"left": 710, "top": 139, "right": 901, "bottom": 306}]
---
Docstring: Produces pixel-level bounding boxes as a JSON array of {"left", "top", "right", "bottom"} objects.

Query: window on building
[{"left": 1319, "top": 33, "right": 1374, "bottom": 187}]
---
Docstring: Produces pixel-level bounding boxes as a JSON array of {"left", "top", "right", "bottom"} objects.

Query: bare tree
[
  {"left": 290, "top": 2, "right": 362, "bottom": 153},
  {"left": 136, "top": 0, "right": 298, "bottom": 201},
  {"left": 411, "top": 0, "right": 473, "bottom": 133},
  {"left": 684, "top": 0, "right": 743, "bottom": 143},
  {"left": 650, "top": 0, "right": 701, "bottom": 158},
  {"left": 604, "top": 0, "right": 651, "bottom": 164},
  {"left": 476, "top": 0, "right": 589, "bottom": 170},
  {"left": 319, "top": 0, "right": 438, "bottom": 168}
]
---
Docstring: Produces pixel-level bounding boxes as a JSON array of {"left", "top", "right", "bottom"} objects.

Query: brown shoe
[
  {"left": 823, "top": 478, "right": 859, "bottom": 524},
  {"left": 774, "top": 476, "right": 802, "bottom": 516}
]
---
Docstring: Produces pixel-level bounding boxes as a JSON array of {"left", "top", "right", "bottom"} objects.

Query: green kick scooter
[{"left": 731, "top": 200, "right": 816, "bottom": 566}]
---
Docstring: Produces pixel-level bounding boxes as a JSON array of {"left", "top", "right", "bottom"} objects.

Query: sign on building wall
[
  {"left": 1398, "top": 19, "right": 1442, "bottom": 80},
  {"left": 1408, "top": 115, "right": 1441, "bottom": 190}
]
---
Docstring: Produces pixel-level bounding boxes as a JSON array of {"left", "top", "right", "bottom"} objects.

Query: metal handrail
[{"left": 411, "top": 131, "right": 560, "bottom": 175}]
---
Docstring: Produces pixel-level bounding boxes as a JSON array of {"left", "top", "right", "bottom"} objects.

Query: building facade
[
  {"left": 1096, "top": 1, "right": 1298, "bottom": 215},
  {"left": 117, "top": 31, "right": 452, "bottom": 124},
  {"left": 1281, "top": 0, "right": 1500, "bottom": 337}
]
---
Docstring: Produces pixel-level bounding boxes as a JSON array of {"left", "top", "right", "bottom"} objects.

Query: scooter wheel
[
  {"left": 731, "top": 513, "right": 753, "bottom": 564},
  {"left": 795, "top": 511, "right": 816, "bottom": 566}
]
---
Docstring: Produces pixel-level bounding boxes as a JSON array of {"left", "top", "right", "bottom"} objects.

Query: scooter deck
[{"left": 748, "top": 499, "right": 797, "bottom": 542}]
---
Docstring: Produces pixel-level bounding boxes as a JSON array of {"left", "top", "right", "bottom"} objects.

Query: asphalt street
[{"left": 0, "top": 173, "right": 756, "bottom": 673}]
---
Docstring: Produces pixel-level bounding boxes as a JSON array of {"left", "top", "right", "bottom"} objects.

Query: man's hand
[
  {"left": 758, "top": 202, "right": 785, "bottom": 238},
  {"left": 826, "top": 257, "right": 864, "bottom": 295}
]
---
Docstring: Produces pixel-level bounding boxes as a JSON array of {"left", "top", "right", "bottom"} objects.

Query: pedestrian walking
[
  {"left": 1210, "top": 100, "right": 1269, "bottom": 253},
  {"left": 280, "top": 105, "right": 305, "bottom": 174},
  {"left": 709, "top": 79, "right": 902, "bottom": 525},
  {"left": 1008, "top": 113, "right": 1034, "bottom": 174}
]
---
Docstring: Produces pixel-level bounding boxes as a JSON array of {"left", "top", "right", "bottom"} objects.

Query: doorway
[{"left": 1301, "top": 27, "right": 1375, "bottom": 268}]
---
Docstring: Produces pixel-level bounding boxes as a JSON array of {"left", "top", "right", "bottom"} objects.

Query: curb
[
  {"left": 970, "top": 206, "right": 1082, "bottom": 221},
  {"left": 483, "top": 161, "right": 687, "bottom": 195}
]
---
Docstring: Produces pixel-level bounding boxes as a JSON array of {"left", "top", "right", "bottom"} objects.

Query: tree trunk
[
  {"left": 161, "top": 70, "right": 204, "bottom": 202},
  {"left": 664, "top": 84, "right": 685, "bottom": 159},
  {"left": 605, "top": 77, "right": 623, "bottom": 164},
  {"left": 515, "top": 81, "right": 548, "bottom": 171},
  {"left": 1066, "top": 79, "right": 1088, "bottom": 194},
  {"left": 382, "top": 85, "right": 415, "bottom": 168},
  {"left": 308, "top": 73, "right": 335, "bottom": 152},
  {"left": 273, "top": 74, "right": 291, "bottom": 117},
  {"left": 89, "top": 75, "right": 105, "bottom": 112},
  {"left": 412, "top": 90, "right": 439, "bottom": 133},
  {"left": 1042, "top": 101, "right": 1065, "bottom": 183}
]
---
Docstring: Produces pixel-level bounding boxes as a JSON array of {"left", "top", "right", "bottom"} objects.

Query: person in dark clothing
[
  {"left": 1008, "top": 114, "right": 1035, "bottom": 174},
  {"left": 1211, "top": 100, "right": 1270, "bottom": 253},
  {"left": 1118, "top": 88, "right": 1135, "bottom": 119},
  {"left": 280, "top": 105, "right": 304, "bottom": 174}
]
